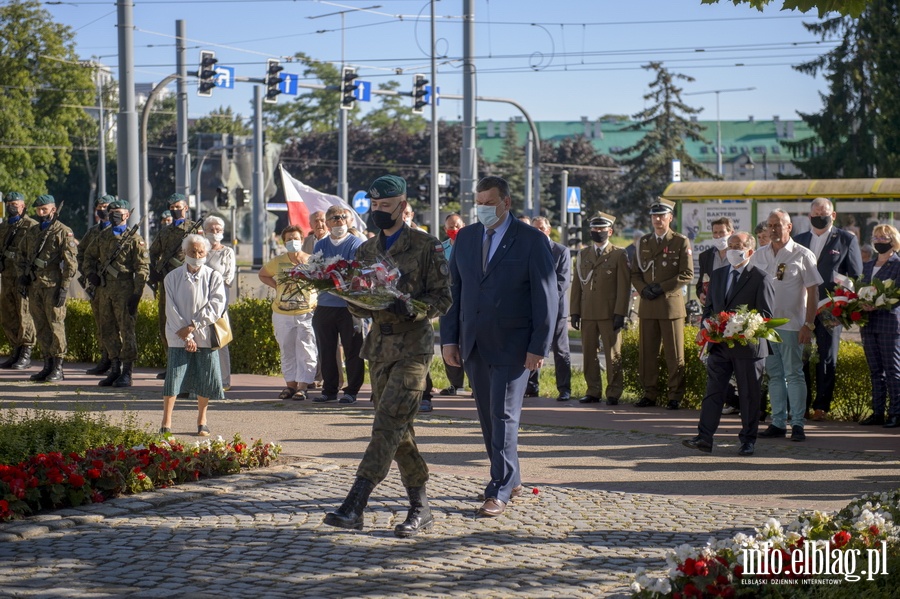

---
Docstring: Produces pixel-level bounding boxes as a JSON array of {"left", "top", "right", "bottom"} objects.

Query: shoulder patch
[
  {"left": 440, "top": 262, "right": 449, "bottom": 276},
  {"left": 67, "top": 231, "right": 74, "bottom": 237},
  {"left": 68, "top": 241, "right": 77, "bottom": 247},
  {"left": 434, "top": 243, "right": 443, "bottom": 253}
]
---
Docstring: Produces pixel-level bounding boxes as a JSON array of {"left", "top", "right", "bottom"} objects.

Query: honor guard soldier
[
  {"left": 324, "top": 175, "right": 452, "bottom": 537},
  {"left": 83, "top": 199, "right": 149, "bottom": 387},
  {"left": 77, "top": 194, "right": 115, "bottom": 375},
  {"left": 0, "top": 192, "right": 38, "bottom": 370},
  {"left": 16, "top": 195, "right": 78, "bottom": 382},
  {"left": 631, "top": 198, "right": 694, "bottom": 409},
  {"left": 570, "top": 212, "right": 631, "bottom": 405},
  {"left": 148, "top": 193, "right": 199, "bottom": 378}
]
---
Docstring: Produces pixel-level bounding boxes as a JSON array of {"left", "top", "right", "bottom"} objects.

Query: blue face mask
[{"left": 476, "top": 204, "right": 501, "bottom": 228}]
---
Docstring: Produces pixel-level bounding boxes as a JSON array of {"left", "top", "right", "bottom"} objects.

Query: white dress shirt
[{"left": 750, "top": 239, "right": 823, "bottom": 331}]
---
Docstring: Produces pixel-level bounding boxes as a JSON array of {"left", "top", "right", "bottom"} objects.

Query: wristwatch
[{"left": 804, "top": 321, "right": 816, "bottom": 331}]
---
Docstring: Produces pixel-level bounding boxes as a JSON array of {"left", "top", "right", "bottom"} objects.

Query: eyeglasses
[{"left": 872, "top": 236, "right": 892, "bottom": 242}]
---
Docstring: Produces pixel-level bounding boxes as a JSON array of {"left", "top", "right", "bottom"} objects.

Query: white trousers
[{"left": 273, "top": 311, "right": 317, "bottom": 384}]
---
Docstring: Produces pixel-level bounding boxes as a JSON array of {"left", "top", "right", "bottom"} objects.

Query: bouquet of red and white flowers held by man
[
  {"left": 697, "top": 305, "right": 788, "bottom": 361},
  {"left": 277, "top": 252, "right": 427, "bottom": 317}
]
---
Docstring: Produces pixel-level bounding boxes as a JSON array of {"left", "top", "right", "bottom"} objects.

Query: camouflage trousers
[
  {"left": 96, "top": 280, "right": 138, "bottom": 362},
  {"left": 28, "top": 286, "right": 66, "bottom": 358},
  {"left": 356, "top": 356, "right": 430, "bottom": 487},
  {"left": 0, "top": 275, "right": 35, "bottom": 348}
]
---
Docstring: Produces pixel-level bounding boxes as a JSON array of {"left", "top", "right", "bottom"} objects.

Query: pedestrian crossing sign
[{"left": 566, "top": 187, "right": 581, "bottom": 214}]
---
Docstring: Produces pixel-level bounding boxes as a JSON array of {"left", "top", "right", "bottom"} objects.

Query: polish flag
[{"left": 279, "top": 164, "right": 366, "bottom": 233}]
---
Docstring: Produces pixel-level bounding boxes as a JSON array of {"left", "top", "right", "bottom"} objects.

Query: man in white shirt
[{"left": 750, "top": 209, "right": 823, "bottom": 442}]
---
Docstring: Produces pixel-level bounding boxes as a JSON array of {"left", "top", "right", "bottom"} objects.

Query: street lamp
[{"left": 684, "top": 87, "right": 755, "bottom": 178}]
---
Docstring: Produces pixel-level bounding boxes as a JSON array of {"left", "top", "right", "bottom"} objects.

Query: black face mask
[
  {"left": 5, "top": 204, "right": 20, "bottom": 218},
  {"left": 810, "top": 215, "right": 832, "bottom": 229},
  {"left": 371, "top": 205, "right": 401, "bottom": 231},
  {"left": 40, "top": 212, "right": 55, "bottom": 224},
  {"left": 170, "top": 208, "right": 185, "bottom": 220},
  {"left": 96, "top": 209, "right": 108, "bottom": 221},
  {"left": 590, "top": 231, "right": 609, "bottom": 244},
  {"left": 109, "top": 212, "right": 126, "bottom": 226},
  {"left": 874, "top": 242, "right": 894, "bottom": 255}
]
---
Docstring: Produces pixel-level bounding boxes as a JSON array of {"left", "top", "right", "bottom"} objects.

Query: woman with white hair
[
  {"left": 159, "top": 233, "right": 226, "bottom": 436},
  {"left": 204, "top": 215, "right": 236, "bottom": 390}
]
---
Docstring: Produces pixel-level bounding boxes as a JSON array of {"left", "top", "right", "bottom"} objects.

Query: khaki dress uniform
[
  {"left": 84, "top": 223, "right": 149, "bottom": 385},
  {"left": 630, "top": 229, "right": 694, "bottom": 406},
  {"left": 570, "top": 243, "right": 631, "bottom": 400},
  {"left": 0, "top": 213, "right": 37, "bottom": 366},
  {"left": 149, "top": 219, "right": 195, "bottom": 349}
]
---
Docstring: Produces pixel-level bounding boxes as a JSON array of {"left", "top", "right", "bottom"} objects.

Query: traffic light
[
  {"left": 215, "top": 187, "right": 229, "bottom": 208},
  {"left": 412, "top": 74, "right": 428, "bottom": 114},
  {"left": 340, "top": 67, "right": 358, "bottom": 110},
  {"left": 198, "top": 51, "right": 218, "bottom": 97},
  {"left": 236, "top": 188, "right": 251, "bottom": 207},
  {"left": 264, "top": 59, "right": 283, "bottom": 104},
  {"left": 567, "top": 226, "right": 581, "bottom": 247}
]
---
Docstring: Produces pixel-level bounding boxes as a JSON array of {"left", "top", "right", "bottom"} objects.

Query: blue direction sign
[
  {"left": 279, "top": 73, "right": 299, "bottom": 96},
  {"left": 354, "top": 80, "right": 371, "bottom": 102},
  {"left": 352, "top": 190, "right": 370, "bottom": 214},
  {"left": 566, "top": 187, "right": 582, "bottom": 214},
  {"left": 213, "top": 66, "right": 235, "bottom": 89},
  {"left": 424, "top": 85, "right": 440, "bottom": 106}
]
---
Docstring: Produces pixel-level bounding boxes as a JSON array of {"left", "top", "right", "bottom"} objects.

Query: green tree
[
  {"left": 491, "top": 121, "right": 527, "bottom": 211},
  {"left": 0, "top": 0, "right": 94, "bottom": 200},
  {"left": 361, "top": 80, "right": 427, "bottom": 134},
  {"left": 613, "top": 62, "right": 716, "bottom": 223},
  {"left": 191, "top": 106, "right": 251, "bottom": 140},
  {"left": 701, "top": 0, "right": 872, "bottom": 18}
]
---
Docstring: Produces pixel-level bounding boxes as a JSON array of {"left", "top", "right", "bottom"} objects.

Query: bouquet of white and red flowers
[
  {"left": 277, "top": 252, "right": 427, "bottom": 317},
  {"left": 697, "top": 305, "right": 788, "bottom": 361}
]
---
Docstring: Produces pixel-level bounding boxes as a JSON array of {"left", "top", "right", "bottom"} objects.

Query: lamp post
[{"left": 684, "top": 87, "right": 755, "bottom": 178}]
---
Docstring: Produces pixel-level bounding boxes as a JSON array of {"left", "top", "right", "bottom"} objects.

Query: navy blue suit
[
  {"left": 860, "top": 255, "right": 900, "bottom": 419},
  {"left": 794, "top": 227, "right": 863, "bottom": 412},
  {"left": 441, "top": 216, "right": 556, "bottom": 502},
  {"left": 527, "top": 239, "right": 571, "bottom": 396}
]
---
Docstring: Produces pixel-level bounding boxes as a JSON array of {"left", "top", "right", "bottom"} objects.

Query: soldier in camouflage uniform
[
  {"left": 148, "top": 193, "right": 197, "bottom": 377},
  {"left": 16, "top": 195, "right": 78, "bottom": 382},
  {"left": 76, "top": 194, "right": 114, "bottom": 375},
  {"left": 0, "top": 192, "right": 37, "bottom": 370},
  {"left": 84, "top": 199, "right": 149, "bottom": 387},
  {"left": 324, "top": 175, "right": 452, "bottom": 538}
]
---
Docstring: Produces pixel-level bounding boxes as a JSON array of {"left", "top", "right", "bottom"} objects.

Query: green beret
[
  {"left": 366, "top": 175, "right": 406, "bottom": 199},
  {"left": 98, "top": 194, "right": 117, "bottom": 205},
  {"left": 33, "top": 194, "right": 56, "bottom": 207},
  {"left": 169, "top": 193, "right": 187, "bottom": 203},
  {"left": 4, "top": 192, "right": 25, "bottom": 202},
  {"left": 161, "top": 210, "right": 172, "bottom": 218},
  {"left": 108, "top": 199, "right": 130, "bottom": 211}
]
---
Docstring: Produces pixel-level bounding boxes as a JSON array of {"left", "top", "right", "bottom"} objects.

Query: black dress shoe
[
  {"left": 860, "top": 414, "right": 885, "bottom": 426},
  {"left": 578, "top": 395, "right": 601, "bottom": 404},
  {"left": 606, "top": 397, "right": 619, "bottom": 406},
  {"left": 556, "top": 393, "right": 571, "bottom": 402},
  {"left": 666, "top": 400, "right": 680, "bottom": 410},
  {"left": 681, "top": 436, "right": 713, "bottom": 453},
  {"left": 884, "top": 416, "right": 900, "bottom": 428},
  {"left": 758, "top": 425, "right": 787, "bottom": 438},
  {"left": 738, "top": 442, "right": 755, "bottom": 456},
  {"left": 523, "top": 389, "right": 540, "bottom": 398},
  {"left": 790, "top": 425, "right": 806, "bottom": 442},
  {"left": 635, "top": 397, "right": 655, "bottom": 408}
]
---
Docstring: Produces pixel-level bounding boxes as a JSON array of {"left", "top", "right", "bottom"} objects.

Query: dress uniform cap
[
  {"left": 168, "top": 193, "right": 187, "bottom": 203},
  {"left": 649, "top": 198, "right": 676, "bottom": 214},
  {"left": 108, "top": 199, "right": 130, "bottom": 211},
  {"left": 98, "top": 194, "right": 117, "bottom": 205},
  {"left": 589, "top": 212, "right": 616, "bottom": 227},
  {"left": 4, "top": 192, "right": 25, "bottom": 202},
  {"left": 33, "top": 194, "right": 56, "bottom": 207},
  {"left": 366, "top": 174, "right": 406, "bottom": 199}
]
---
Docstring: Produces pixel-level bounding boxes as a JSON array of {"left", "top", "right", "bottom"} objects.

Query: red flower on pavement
[
  {"left": 693, "top": 559, "right": 709, "bottom": 577},
  {"left": 68, "top": 474, "right": 85, "bottom": 487},
  {"left": 86, "top": 469, "right": 101, "bottom": 479},
  {"left": 833, "top": 530, "right": 851, "bottom": 548}
]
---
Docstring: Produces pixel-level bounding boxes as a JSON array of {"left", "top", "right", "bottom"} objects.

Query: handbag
[{"left": 209, "top": 311, "right": 233, "bottom": 350}]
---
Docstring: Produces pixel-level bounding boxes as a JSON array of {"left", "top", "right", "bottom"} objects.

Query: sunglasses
[
  {"left": 776, "top": 263, "right": 786, "bottom": 281},
  {"left": 327, "top": 215, "right": 347, "bottom": 221}
]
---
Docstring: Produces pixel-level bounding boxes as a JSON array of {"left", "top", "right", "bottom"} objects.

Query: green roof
[{"left": 477, "top": 119, "right": 813, "bottom": 164}]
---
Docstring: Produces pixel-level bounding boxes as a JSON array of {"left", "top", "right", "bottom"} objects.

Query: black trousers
[
  {"left": 527, "top": 316, "right": 571, "bottom": 394},
  {"left": 312, "top": 306, "right": 364, "bottom": 396},
  {"left": 804, "top": 317, "right": 840, "bottom": 413},
  {"left": 698, "top": 348, "right": 764, "bottom": 444}
]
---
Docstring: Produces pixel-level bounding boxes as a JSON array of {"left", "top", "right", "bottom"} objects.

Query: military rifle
[
  {"left": 98, "top": 218, "right": 143, "bottom": 289},
  {"left": 19, "top": 200, "right": 65, "bottom": 299},
  {"left": 0, "top": 216, "right": 25, "bottom": 275},
  {"left": 148, "top": 216, "right": 205, "bottom": 292}
]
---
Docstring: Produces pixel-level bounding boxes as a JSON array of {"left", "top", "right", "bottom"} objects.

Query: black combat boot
[
  {"left": 0, "top": 347, "right": 20, "bottom": 369},
  {"left": 113, "top": 362, "right": 133, "bottom": 387},
  {"left": 44, "top": 357, "right": 65, "bottom": 383},
  {"left": 11, "top": 346, "right": 32, "bottom": 370},
  {"left": 323, "top": 477, "right": 376, "bottom": 530},
  {"left": 394, "top": 485, "right": 434, "bottom": 538},
  {"left": 85, "top": 351, "right": 112, "bottom": 375},
  {"left": 29, "top": 357, "right": 52, "bottom": 382},
  {"left": 98, "top": 360, "right": 121, "bottom": 387}
]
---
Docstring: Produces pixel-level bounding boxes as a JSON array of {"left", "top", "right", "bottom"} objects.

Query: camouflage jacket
[
  {"left": 149, "top": 219, "right": 195, "bottom": 278},
  {"left": 349, "top": 225, "right": 452, "bottom": 362},
  {"left": 76, "top": 222, "right": 111, "bottom": 276},
  {"left": 84, "top": 226, "right": 150, "bottom": 293},
  {"left": 0, "top": 215, "right": 37, "bottom": 278},
  {"left": 16, "top": 219, "right": 78, "bottom": 288}
]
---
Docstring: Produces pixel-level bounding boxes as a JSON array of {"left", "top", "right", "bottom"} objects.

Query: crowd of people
[{"left": 1, "top": 179, "right": 899, "bottom": 535}]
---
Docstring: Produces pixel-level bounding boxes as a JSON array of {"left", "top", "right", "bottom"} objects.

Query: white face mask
[
  {"left": 476, "top": 204, "right": 501, "bottom": 228},
  {"left": 185, "top": 256, "right": 207, "bottom": 268},
  {"left": 711, "top": 236, "right": 729, "bottom": 251},
  {"left": 726, "top": 249, "right": 748, "bottom": 267},
  {"left": 403, "top": 217, "right": 413, "bottom": 227},
  {"left": 206, "top": 232, "right": 223, "bottom": 244},
  {"left": 284, "top": 239, "right": 303, "bottom": 253},
  {"left": 331, "top": 225, "right": 348, "bottom": 238}
]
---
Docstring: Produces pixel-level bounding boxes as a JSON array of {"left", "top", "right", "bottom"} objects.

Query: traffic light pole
[
  {"left": 253, "top": 85, "right": 266, "bottom": 268},
  {"left": 560, "top": 170, "right": 568, "bottom": 245}
]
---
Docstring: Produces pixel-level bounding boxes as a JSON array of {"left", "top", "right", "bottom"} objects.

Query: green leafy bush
[{"left": 228, "top": 298, "right": 281, "bottom": 376}]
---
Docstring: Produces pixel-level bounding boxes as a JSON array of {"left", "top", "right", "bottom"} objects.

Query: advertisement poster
[{"left": 681, "top": 201, "right": 753, "bottom": 284}]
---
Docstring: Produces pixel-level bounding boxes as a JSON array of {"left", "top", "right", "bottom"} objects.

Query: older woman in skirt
[{"left": 159, "top": 234, "right": 227, "bottom": 436}]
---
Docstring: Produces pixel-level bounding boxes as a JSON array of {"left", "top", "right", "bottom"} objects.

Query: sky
[{"left": 44, "top": 0, "right": 837, "bottom": 124}]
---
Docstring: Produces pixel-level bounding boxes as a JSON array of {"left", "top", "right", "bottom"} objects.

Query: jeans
[{"left": 765, "top": 329, "right": 806, "bottom": 429}]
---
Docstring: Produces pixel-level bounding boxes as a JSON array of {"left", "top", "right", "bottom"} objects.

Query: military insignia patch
[
  {"left": 440, "top": 262, "right": 449, "bottom": 276},
  {"left": 68, "top": 241, "right": 76, "bottom": 247},
  {"left": 434, "top": 243, "right": 443, "bottom": 253}
]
